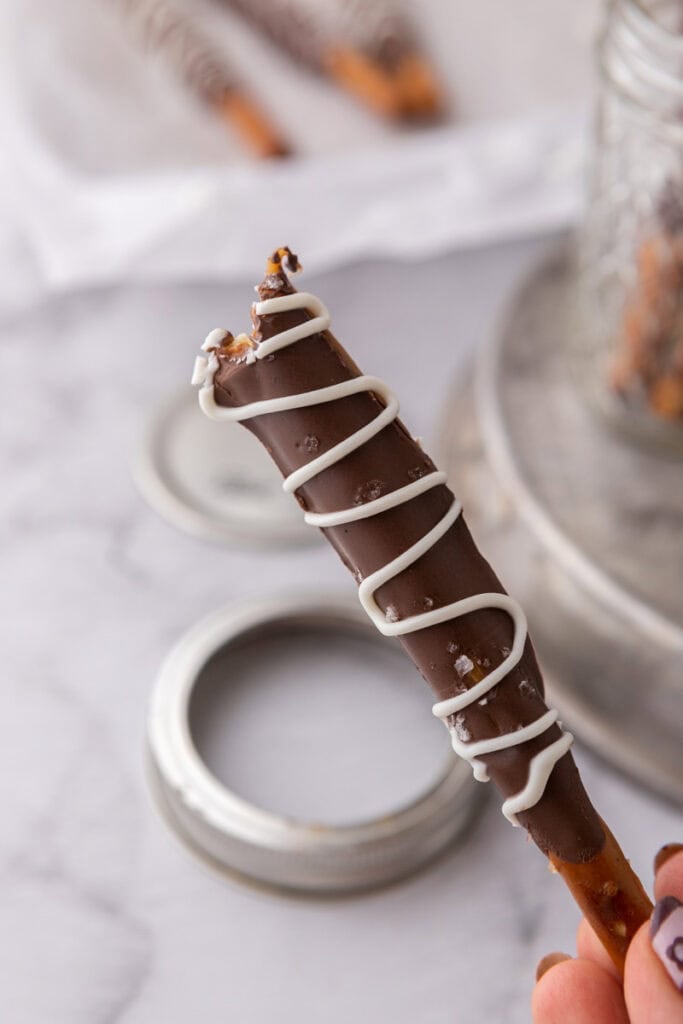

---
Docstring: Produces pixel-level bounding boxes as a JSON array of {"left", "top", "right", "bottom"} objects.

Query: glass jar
[{"left": 577, "top": 0, "right": 683, "bottom": 450}]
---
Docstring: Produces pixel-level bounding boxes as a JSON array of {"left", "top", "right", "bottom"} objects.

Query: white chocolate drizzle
[{"left": 195, "top": 289, "right": 573, "bottom": 826}]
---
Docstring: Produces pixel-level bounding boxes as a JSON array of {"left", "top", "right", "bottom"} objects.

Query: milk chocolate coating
[{"left": 212, "top": 269, "right": 606, "bottom": 863}]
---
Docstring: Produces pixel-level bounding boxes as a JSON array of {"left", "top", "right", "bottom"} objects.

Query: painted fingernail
[
  {"left": 536, "top": 952, "right": 571, "bottom": 981},
  {"left": 650, "top": 896, "right": 683, "bottom": 992},
  {"left": 654, "top": 843, "right": 683, "bottom": 875}
]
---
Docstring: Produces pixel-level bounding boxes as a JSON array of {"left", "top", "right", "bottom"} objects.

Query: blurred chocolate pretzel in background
[
  {"left": 214, "top": 0, "right": 444, "bottom": 119},
  {"left": 106, "top": 0, "right": 445, "bottom": 160},
  {"left": 106, "top": 0, "right": 291, "bottom": 157}
]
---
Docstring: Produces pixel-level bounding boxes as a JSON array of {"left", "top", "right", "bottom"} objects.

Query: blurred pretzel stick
[
  {"left": 215, "top": 0, "right": 443, "bottom": 120},
  {"left": 611, "top": 183, "right": 683, "bottom": 419},
  {"left": 106, "top": 0, "right": 290, "bottom": 158},
  {"left": 324, "top": 48, "right": 441, "bottom": 119}
]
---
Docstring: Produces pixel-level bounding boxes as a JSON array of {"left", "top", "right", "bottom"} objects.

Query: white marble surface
[{"left": 3, "top": 238, "right": 681, "bottom": 1024}]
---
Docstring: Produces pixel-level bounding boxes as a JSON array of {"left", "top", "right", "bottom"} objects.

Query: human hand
[{"left": 532, "top": 844, "right": 683, "bottom": 1023}]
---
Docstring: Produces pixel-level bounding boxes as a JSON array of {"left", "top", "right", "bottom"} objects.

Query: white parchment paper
[{"left": 0, "top": 0, "right": 598, "bottom": 304}]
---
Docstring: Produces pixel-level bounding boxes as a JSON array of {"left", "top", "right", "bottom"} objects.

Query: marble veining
[{"left": 1, "top": 245, "right": 678, "bottom": 1024}]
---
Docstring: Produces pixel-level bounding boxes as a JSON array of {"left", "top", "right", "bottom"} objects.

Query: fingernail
[
  {"left": 650, "top": 896, "right": 683, "bottom": 993},
  {"left": 654, "top": 843, "right": 683, "bottom": 875},
  {"left": 536, "top": 952, "right": 571, "bottom": 981}
]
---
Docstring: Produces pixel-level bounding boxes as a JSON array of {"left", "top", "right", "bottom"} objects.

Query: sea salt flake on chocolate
[
  {"left": 384, "top": 604, "right": 399, "bottom": 623},
  {"left": 453, "top": 713, "right": 471, "bottom": 742},
  {"left": 354, "top": 479, "right": 385, "bottom": 504},
  {"left": 455, "top": 654, "right": 474, "bottom": 678}
]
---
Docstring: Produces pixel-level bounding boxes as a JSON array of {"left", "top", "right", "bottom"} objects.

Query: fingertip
[
  {"left": 532, "top": 957, "right": 573, "bottom": 1024},
  {"left": 536, "top": 952, "right": 571, "bottom": 981},
  {"left": 532, "top": 958, "right": 629, "bottom": 1024},
  {"left": 653, "top": 843, "right": 683, "bottom": 876},
  {"left": 654, "top": 846, "right": 683, "bottom": 902},
  {"left": 624, "top": 918, "right": 683, "bottom": 1023}
]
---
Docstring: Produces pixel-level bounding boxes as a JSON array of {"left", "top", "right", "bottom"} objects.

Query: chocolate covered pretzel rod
[
  {"left": 107, "top": 0, "right": 289, "bottom": 157},
  {"left": 216, "top": 0, "right": 442, "bottom": 119},
  {"left": 192, "top": 248, "right": 651, "bottom": 972}
]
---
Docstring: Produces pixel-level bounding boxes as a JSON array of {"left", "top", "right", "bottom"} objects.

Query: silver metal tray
[{"left": 438, "top": 249, "right": 683, "bottom": 804}]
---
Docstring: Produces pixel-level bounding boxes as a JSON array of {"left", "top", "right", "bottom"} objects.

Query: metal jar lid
[
  {"left": 134, "top": 388, "right": 315, "bottom": 547},
  {"left": 147, "top": 591, "right": 480, "bottom": 895}
]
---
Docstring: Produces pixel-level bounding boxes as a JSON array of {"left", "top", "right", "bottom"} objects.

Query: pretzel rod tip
[{"left": 265, "top": 247, "right": 301, "bottom": 276}]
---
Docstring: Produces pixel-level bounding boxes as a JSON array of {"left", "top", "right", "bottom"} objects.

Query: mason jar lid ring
[{"left": 147, "top": 591, "right": 480, "bottom": 895}]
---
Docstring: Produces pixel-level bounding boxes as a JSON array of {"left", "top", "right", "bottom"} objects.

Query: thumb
[{"left": 623, "top": 846, "right": 683, "bottom": 1023}]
